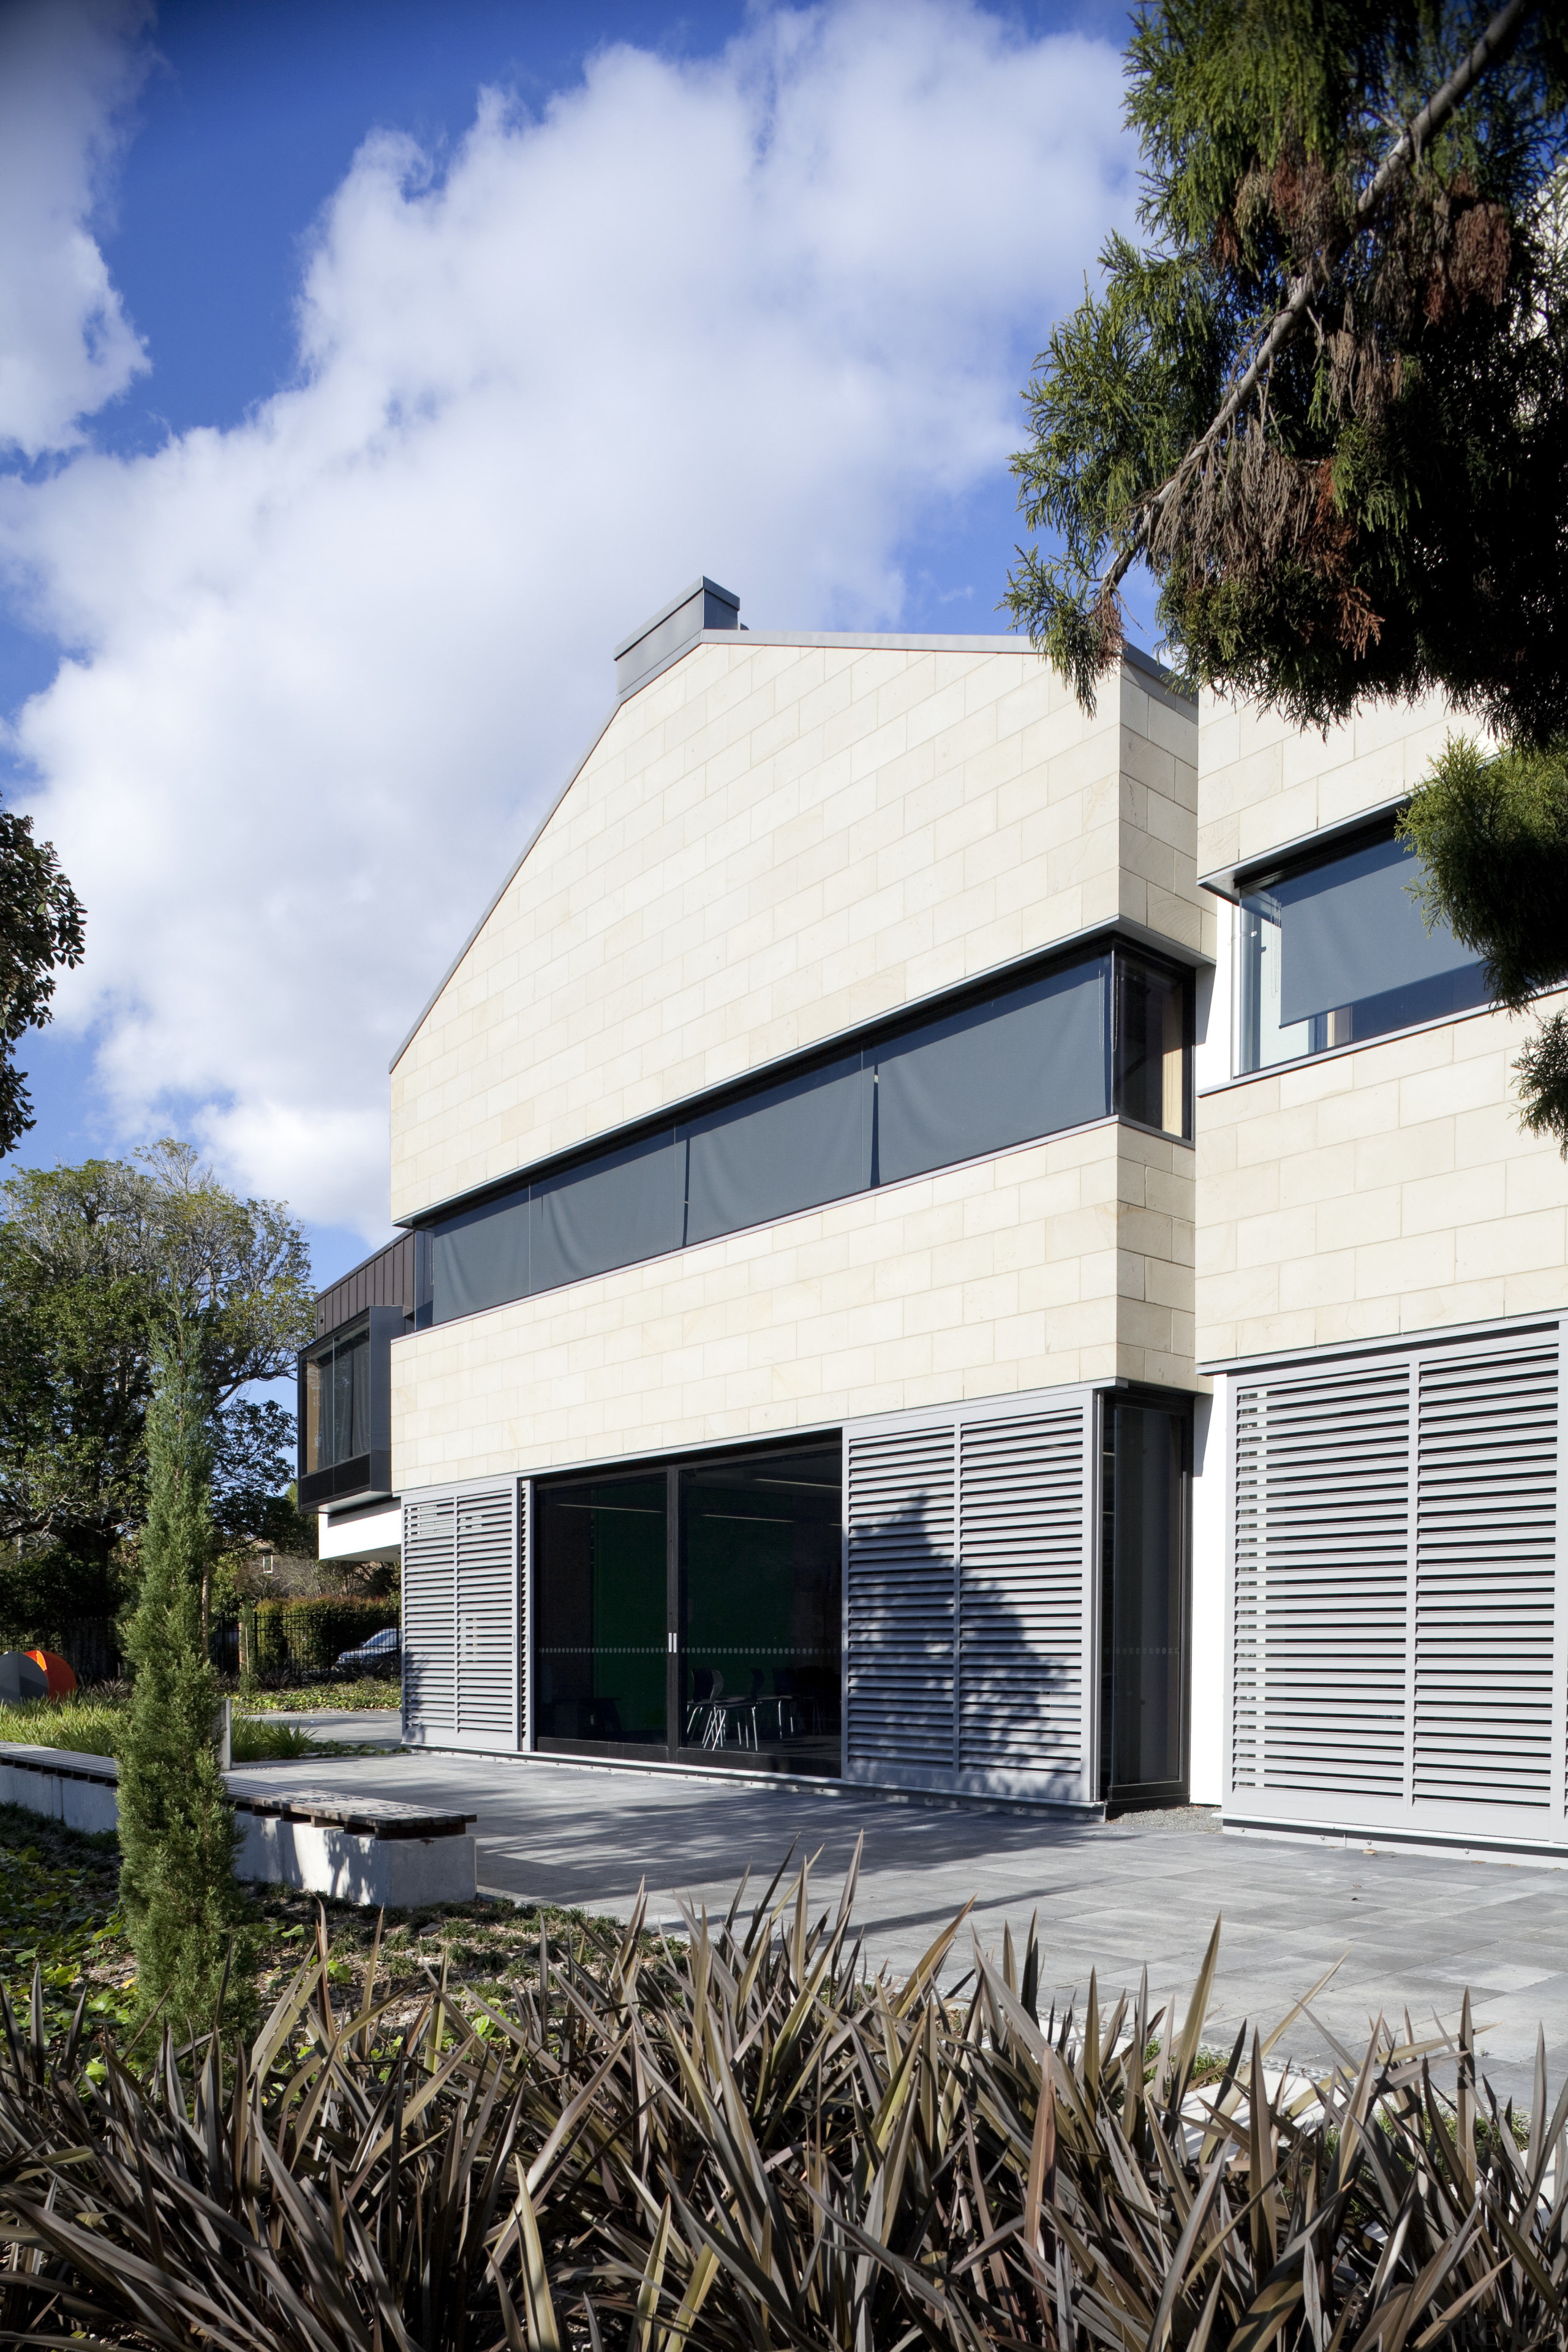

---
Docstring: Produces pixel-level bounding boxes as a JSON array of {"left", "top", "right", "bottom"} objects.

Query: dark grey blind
[
  {"left": 684, "top": 1054, "right": 869, "bottom": 1246},
  {"left": 531, "top": 1128, "right": 683, "bottom": 1294},
  {"left": 433, "top": 1194, "right": 529, "bottom": 1324},
  {"left": 1275, "top": 833, "right": 1476, "bottom": 1025},
  {"left": 875, "top": 957, "right": 1109, "bottom": 1185},
  {"left": 426, "top": 945, "right": 1137, "bottom": 1325}
]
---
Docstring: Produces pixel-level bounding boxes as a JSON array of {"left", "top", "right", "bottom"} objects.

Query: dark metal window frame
[
  {"left": 296, "top": 1305, "right": 402, "bottom": 1513},
  {"left": 1234, "top": 812, "right": 1490, "bottom": 1077},
  {"left": 529, "top": 1428, "right": 844, "bottom": 1779},
  {"left": 413, "top": 940, "right": 1193, "bottom": 1331},
  {"left": 1095, "top": 1384, "right": 1193, "bottom": 1815}
]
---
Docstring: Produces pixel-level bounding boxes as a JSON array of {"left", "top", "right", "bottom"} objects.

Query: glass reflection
[
  {"left": 1101, "top": 1404, "right": 1186, "bottom": 1800},
  {"left": 680, "top": 1446, "right": 841, "bottom": 1771},
  {"left": 303, "top": 1325, "right": 371, "bottom": 1471},
  {"left": 1114, "top": 958, "right": 1186, "bottom": 1136},
  {"left": 533, "top": 1475, "right": 667, "bottom": 1747}
]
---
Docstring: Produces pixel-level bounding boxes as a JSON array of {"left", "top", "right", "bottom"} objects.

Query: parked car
[{"left": 333, "top": 1625, "right": 401, "bottom": 1678}]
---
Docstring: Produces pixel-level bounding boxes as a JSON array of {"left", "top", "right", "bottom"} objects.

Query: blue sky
[{"left": 0, "top": 0, "right": 1142, "bottom": 1298}]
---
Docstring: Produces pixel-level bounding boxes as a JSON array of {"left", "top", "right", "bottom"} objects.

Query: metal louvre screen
[
  {"left": 846, "top": 1427, "right": 956, "bottom": 1768},
  {"left": 455, "top": 1487, "right": 518, "bottom": 1747},
  {"left": 1228, "top": 1325, "right": 1565, "bottom": 1835},
  {"left": 402, "top": 1496, "right": 456, "bottom": 1735},
  {"left": 1231, "top": 1390, "right": 1261, "bottom": 1790},
  {"left": 1415, "top": 1344, "right": 1558, "bottom": 1807},
  {"left": 958, "top": 1409, "right": 1087, "bottom": 1777},
  {"left": 1238, "top": 1363, "right": 1410, "bottom": 1800},
  {"left": 846, "top": 1392, "right": 1093, "bottom": 1796}
]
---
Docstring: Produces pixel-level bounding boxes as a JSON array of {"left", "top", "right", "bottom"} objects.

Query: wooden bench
[{"left": 0, "top": 1746, "right": 478, "bottom": 1909}]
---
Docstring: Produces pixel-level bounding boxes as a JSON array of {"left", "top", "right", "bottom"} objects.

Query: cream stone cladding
[
  {"left": 390, "top": 633, "right": 1205, "bottom": 1227},
  {"left": 1195, "top": 690, "right": 1568, "bottom": 1362},
  {"left": 391, "top": 1120, "right": 1193, "bottom": 1491}
]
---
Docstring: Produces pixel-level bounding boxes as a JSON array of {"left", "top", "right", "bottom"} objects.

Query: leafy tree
[
  {"left": 117, "top": 1342, "right": 251, "bottom": 2040},
  {"left": 0, "top": 801, "right": 84, "bottom": 1155},
  {"left": 1006, "top": 0, "right": 1568, "bottom": 1137},
  {"left": 0, "top": 1143, "right": 313, "bottom": 1606}
]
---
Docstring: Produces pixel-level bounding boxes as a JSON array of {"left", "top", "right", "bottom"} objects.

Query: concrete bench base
[
  {"left": 0, "top": 1746, "right": 119, "bottom": 1837},
  {"left": 0, "top": 1743, "right": 477, "bottom": 1907},
  {"left": 235, "top": 1813, "right": 476, "bottom": 1905}
]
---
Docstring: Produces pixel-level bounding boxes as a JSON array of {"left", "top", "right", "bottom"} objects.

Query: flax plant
[{"left": 0, "top": 1842, "right": 1559, "bottom": 2351}]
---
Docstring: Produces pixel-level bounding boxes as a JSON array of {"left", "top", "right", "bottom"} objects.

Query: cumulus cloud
[
  {"left": 0, "top": 0, "right": 151, "bottom": 457},
  {"left": 0, "top": 0, "right": 1131, "bottom": 1237}
]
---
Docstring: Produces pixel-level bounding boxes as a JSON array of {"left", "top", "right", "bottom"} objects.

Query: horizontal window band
[
  {"left": 408, "top": 943, "right": 1193, "bottom": 1334},
  {"left": 399, "top": 919, "right": 1204, "bottom": 1232}
]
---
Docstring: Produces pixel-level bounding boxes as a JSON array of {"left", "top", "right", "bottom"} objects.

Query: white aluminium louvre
[
  {"left": 403, "top": 1478, "right": 522, "bottom": 1752},
  {"left": 842, "top": 1384, "right": 1098, "bottom": 1808},
  {"left": 1224, "top": 1318, "right": 1568, "bottom": 1849}
]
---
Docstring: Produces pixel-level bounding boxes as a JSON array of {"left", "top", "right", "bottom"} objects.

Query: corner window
[
  {"left": 1113, "top": 953, "right": 1189, "bottom": 1139},
  {"left": 1236, "top": 822, "right": 1488, "bottom": 1075},
  {"left": 296, "top": 1305, "right": 400, "bottom": 1510},
  {"left": 303, "top": 1324, "right": 371, "bottom": 1472}
]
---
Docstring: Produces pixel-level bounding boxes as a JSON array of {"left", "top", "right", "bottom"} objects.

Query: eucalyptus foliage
[
  {"left": 1007, "top": 1, "right": 1568, "bottom": 731},
  {"left": 0, "top": 799, "right": 83, "bottom": 1157}
]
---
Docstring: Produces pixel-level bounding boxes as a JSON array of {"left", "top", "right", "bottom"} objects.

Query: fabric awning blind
[
  {"left": 432, "top": 1194, "right": 529, "bottom": 1324},
  {"left": 684, "top": 1055, "right": 869, "bottom": 1247},
  {"left": 1275, "top": 834, "right": 1478, "bottom": 1026},
  {"left": 531, "top": 1129, "right": 684, "bottom": 1294},
  {"left": 874, "top": 956, "right": 1109, "bottom": 1186}
]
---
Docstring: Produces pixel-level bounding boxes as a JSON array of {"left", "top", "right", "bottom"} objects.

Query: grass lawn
[
  {"left": 0, "top": 1796, "right": 617, "bottom": 2053},
  {"left": 0, "top": 1690, "right": 396, "bottom": 1762}
]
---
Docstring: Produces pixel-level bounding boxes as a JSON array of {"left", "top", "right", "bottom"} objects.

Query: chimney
[{"left": 612, "top": 577, "right": 741, "bottom": 698}]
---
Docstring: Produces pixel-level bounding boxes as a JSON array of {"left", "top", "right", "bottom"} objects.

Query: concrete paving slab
[{"left": 230, "top": 1746, "right": 1568, "bottom": 2108}]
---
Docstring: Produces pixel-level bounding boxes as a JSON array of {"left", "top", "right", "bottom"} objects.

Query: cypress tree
[{"left": 118, "top": 1338, "right": 251, "bottom": 2039}]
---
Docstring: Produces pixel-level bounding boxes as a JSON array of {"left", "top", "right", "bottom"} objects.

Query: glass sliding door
[
  {"left": 1099, "top": 1403, "right": 1188, "bottom": 1808},
  {"left": 530, "top": 1439, "right": 843, "bottom": 1773},
  {"left": 679, "top": 1444, "right": 842, "bottom": 1773},
  {"left": 532, "top": 1472, "right": 668, "bottom": 1755}
]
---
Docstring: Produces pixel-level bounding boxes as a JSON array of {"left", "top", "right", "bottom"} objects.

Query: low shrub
[
  {"left": 0, "top": 1850, "right": 1555, "bottom": 2352},
  {"left": 0, "top": 1695, "right": 123, "bottom": 1756}
]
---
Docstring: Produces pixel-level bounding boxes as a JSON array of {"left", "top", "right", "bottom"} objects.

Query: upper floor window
[
  {"left": 302, "top": 1323, "right": 371, "bottom": 1474},
  {"left": 1235, "top": 820, "right": 1488, "bottom": 1076},
  {"left": 421, "top": 943, "right": 1194, "bottom": 1328}
]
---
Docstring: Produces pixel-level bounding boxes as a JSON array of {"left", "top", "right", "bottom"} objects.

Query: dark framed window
[
  {"left": 1098, "top": 1396, "right": 1189, "bottom": 1811},
  {"left": 1112, "top": 951, "right": 1191, "bottom": 1139},
  {"left": 1237, "top": 820, "right": 1488, "bottom": 1075},
  {"left": 531, "top": 1438, "right": 843, "bottom": 1776},
  {"left": 422, "top": 937, "right": 1195, "bottom": 1328},
  {"left": 296, "top": 1308, "right": 400, "bottom": 1512}
]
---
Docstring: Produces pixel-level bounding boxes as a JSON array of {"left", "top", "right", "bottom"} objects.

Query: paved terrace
[{"left": 243, "top": 1731, "right": 1568, "bottom": 2110}]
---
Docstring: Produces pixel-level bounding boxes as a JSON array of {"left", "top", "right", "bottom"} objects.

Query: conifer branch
[{"left": 1102, "top": 0, "right": 1540, "bottom": 600}]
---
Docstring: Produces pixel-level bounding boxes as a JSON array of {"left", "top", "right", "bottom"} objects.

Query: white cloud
[
  {"left": 0, "top": 0, "right": 1131, "bottom": 1238},
  {"left": 0, "top": 0, "right": 151, "bottom": 457}
]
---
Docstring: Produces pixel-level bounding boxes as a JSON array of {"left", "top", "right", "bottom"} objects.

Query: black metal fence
[{"left": 0, "top": 1600, "right": 400, "bottom": 1692}]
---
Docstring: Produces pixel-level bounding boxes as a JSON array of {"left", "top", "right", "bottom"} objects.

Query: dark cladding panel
[
  {"left": 875, "top": 956, "right": 1109, "bottom": 1185},
  {"left": 684, "top": 1055, "right": 869, "bottom": 1246},
  {"left": 432, "top": 1192, "right": 529, "bottom": 1324},
  {"left": 530, "top": 1129, "right": 684, "bottom": 1294}
]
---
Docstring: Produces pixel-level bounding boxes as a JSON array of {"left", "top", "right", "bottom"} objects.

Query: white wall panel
[{"left": 1224, "top": 1319, "right": 1566, "bottom": 1850}]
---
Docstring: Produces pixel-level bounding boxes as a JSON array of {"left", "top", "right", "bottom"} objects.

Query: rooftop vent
[{"left": 613, "top": 577, "right": 741, "bottom": 698}]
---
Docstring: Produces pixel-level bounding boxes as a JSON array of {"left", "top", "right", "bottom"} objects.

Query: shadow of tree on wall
[{"left": 845, "top": 1485, "right": 1079, "bottom": 1795}]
